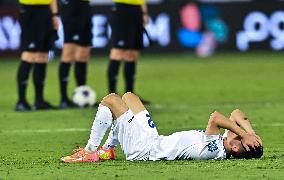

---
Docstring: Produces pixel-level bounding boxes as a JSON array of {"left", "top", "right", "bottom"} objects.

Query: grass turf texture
[{"left": 0, "top": 52, "right": 284, "bottom": 179}]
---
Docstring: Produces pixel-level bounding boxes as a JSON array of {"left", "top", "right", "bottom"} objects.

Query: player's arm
[
  {"left": 141, "top": 2, "right": 148, "bottom": 26},
  {"left": 230, "top": 109, "right": 255, "bottom": 134},
  {"left": 230, "top": 109, "right": 262, "bottom": 145},
  {"left": 205, "top": 111, "right": 260, "bottom": 151},
  {"left": 49, "top": 0, "right": 59, "bottom": 30}
]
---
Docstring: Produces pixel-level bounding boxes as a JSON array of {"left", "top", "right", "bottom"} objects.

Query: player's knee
[
  {"left": 76, "top": 54, "right": 89, "bottom": 61},
  {"left": 131, "top": 51, "right": 140, "bottom": 60},
  {"left": 122, "top": 92, "right": 139, "bottom": 102},
  {"left": 21, "top": 52, "right": 37, "bottom": 62},
  {"left": 75, "top": 50, "right": 90, "bottom": 61},
  {"left": 101, "top": 93, "right": 121, "bottom": 107},
  {"left": 110, "top": 49, "right": 124, "bottom": 60},
  {"left": 231, "top": 109, "right": 241, "bottom": 115},
  {"left": 124, "top": 51, "right": 139, "bottom": 61},
  {"left": 62, "top": 47, "right": 76, "bottom": 60},
  {"left": 35, "top": 53, "right": 48, "bottom": 63}
]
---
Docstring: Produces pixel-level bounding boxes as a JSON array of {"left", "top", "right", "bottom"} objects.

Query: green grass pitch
[{"left": 0, "top": 52, "right": 284, "bottom": 179}]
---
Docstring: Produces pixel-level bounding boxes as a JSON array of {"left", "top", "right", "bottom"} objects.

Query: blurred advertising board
[{"left": 0, "top": 0, "right": 283, "bottom": 56}]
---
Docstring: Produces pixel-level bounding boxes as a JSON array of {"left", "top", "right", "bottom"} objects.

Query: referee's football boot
[
  {"left": 58, "top": 99, "right": 78, "bottom": 109},
  {"left": 15, "top": 101, "right": 31, "bottom": 112},
  {"left": 33, "top": 101, "right": 56, "bottom": 110}
]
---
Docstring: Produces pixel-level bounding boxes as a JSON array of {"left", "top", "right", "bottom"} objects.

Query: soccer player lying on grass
[{"left": 61, "top": 93, "right": 263, "bottom": 163}]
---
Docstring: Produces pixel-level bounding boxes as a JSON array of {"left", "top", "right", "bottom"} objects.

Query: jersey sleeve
[{"left": 198, "top": 135, "right": 226, "bottom": 160}]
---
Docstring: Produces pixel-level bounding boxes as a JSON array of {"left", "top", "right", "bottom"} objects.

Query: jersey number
[{"left": 146, "top": 114, "right": 155, "bottom": 128}]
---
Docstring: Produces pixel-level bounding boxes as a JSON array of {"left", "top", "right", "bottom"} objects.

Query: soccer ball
[{"left": 72, "top": 86, "right": 96, "bottom": 107}]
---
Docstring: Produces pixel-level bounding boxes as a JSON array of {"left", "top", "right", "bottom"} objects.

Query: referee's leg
[
  {"left": 108, "top": 48, "right": 125, "bottom": 93},
  {"left": 32, "top": 52, "right": 55, "bottom": 110},
  {"left": 15, "top": 52, "right": 35, "bottom": 111},
  {"left": 123, "top": 50, "right": 140, "bottom": 93}
]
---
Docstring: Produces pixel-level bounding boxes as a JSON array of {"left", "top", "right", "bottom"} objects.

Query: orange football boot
[{"left": 61, "top": 148, "right": 99, "bottom": 163}]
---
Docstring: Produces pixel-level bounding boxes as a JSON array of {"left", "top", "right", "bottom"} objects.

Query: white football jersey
[{"left": 149, "top": 130, "right": 226, "bottom": 161}]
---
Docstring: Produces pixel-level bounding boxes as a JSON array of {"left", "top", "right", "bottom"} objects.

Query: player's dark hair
[{"left": 233, "top": 142, "right": 263, "bottom": 159}]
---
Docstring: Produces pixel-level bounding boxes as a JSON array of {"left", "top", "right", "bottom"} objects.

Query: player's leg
[
  {"left": 58, "top": 0, "right": 74, "bottom": 107},
  {"left": 102, "top": 92, "right": 157, "bottom": 161},
  {"left": 121, "top": 6, "right": 141, "bottom": 94},
  {"left": 73, "top": 1, "right": 92, "bottom": 88},
  {"left": 58, "top": 43, "right": 76, "bottom": 108},
  {"left": 60, "top": 5, "right": 92, "bottom": 108},
  {"left": 108, "top": 49, "right": 125, "bottom": 93},
  {"left": 15, "top": 52, "right": 35, "bottom": 111},
  {"left": 120, "top": 92, "right": 158, "bottom": 160},
  {"left": 16, "top": 5, "right": 36, "bottom": 111},
  {"left": 61, "top": 94, "right": 127, "bottom": 163},
  {"left": 32, "top": 6, "right": 56, "bottom": 110},
  {"left": 122, "top": 5, "right": 150, "bottom": 104},
  {"left": 32, "top": 53, "right": 55, "bottom": 110},
  {"left": 123, "top": 50, "right": 139, "bottom": 93},
  {"left": 107, "top": 3, "right": 129, "bottom": 93},
  {"left": 74, "top": 46, "right": 90, "bottom": 87},
  {"left": 17, "top": 5, "right": 55, "bottom": 110},
  {"left": 100, "top": 92, "right": 135, "bottom": 150},
  {"left": 122, "top": 92, "right": 146, "bottom": 115},
  {"left": 85, "top": 93, "right": 128, "bottom": 151}
]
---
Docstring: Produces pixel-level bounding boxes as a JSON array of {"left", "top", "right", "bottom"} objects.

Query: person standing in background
[
  {"left": 16, "top": 0, "right": 59, "bottom": 111},
  {"left": 58, "top": 0, "right": 93, "bottom": 109},
  {"left": 107, "top": 0, "right": 150, "bottom": 104}
]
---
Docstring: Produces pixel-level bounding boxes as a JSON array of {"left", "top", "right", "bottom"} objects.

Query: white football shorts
[{"left": 115, "top": 109, "right": 159, "bottom": 161}]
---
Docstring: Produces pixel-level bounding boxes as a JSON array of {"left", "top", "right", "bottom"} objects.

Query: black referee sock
[
  {"left": 59, "top": 62, "right": 71, "bottom": 101},
  {"left": 124, "top": 61, "right": 136, "bottom": 92},
  {"left": 33, "top": 63, "right": 47, "bottom": 103},
  {"left": 107, "top": 60, "right": 121, "bottom": 93},
  {"left": 75, "top": 62, "right": 87, "bottom": 86},
  {"left": 17, "top": 60, "right": 32, "bottom": 103}
]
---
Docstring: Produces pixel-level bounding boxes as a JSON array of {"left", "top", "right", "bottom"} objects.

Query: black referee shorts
[
  {"left": 110, "top": 3, "right": 143, "bottom": 50},
  {"left": 60, "top": 0, "right": 93, "bottom": 46},
  {"left": 19, "top": 5, "right": 55, "bottom": 52}
]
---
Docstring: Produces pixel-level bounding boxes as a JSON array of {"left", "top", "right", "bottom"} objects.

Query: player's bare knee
[
  {"left": 62, "top": 51, "right": 75, "bottom": 61},
  {"left": 62, "top": 45, "right": 76, "bottom": 60},
  {"left": 124, "top": 51, "right": 139, "bottom": 61},
  {"left": 122, "top": 92, "right": 139, "bottom": 103},
  {"left": 231, "top": 109, "right": 243, "bottom": 116},
  {"left": 101, "top": 93, "right": 121, "bottom": 107},
  {"left": 232, "top": 109, "right": 241, "bottom": 113},
  {"left": 75, "top": 50, "right": 90, "bottom": 61},
  {"left": 110, "top": 49, "right": 124, "bottom": 60},
  {"left": 76, "top": 54, "right": 89, "bottom": 62}
]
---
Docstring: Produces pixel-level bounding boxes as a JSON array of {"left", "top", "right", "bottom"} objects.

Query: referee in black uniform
[
  {"left": 107, "top": 0, "right": 150, "bottom": 104},
  {"left": 58, "top": 0, "right": 93, "bottom": 108},
  {"left": 16, "top": 0, "right": 59, "bottom": 111}
]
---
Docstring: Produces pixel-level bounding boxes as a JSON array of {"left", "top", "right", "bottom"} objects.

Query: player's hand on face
[
  {"left": 248, "top": 133, "right": 262, "bottom": 146},
  {"left": 52, "top": 16, "right": 59, "bottom": 30},
  {"left": 241, "top": 133, "right": 260, "bottom": 151}
]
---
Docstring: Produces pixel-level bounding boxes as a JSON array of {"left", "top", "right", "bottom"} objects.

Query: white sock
[
  {"left": 85, "top": 105, "right": 112, "bottom": 152},
  {"left": 102, "top": 121, "right": 119, "bottom": 149}
]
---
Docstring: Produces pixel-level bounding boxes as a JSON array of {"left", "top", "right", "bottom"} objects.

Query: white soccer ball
[{"left": 72, "top": 85, "right": 96, "bottom": 107}]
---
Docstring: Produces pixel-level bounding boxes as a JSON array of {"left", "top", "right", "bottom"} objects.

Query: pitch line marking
[
  {"left": 2, "top": 123, "right": 284, "bottom": 134},
  {"left": 1, "top": 128, "right": 89, "bottom": 134}
]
